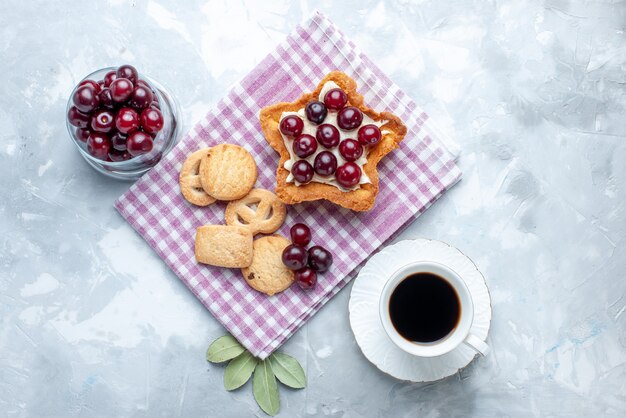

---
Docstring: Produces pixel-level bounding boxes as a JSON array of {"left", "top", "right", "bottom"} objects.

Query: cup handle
[{"left": 464, "top": 334, "right": 490, "bottom": 356}]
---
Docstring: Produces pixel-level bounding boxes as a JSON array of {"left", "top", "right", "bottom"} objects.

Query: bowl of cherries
[{"left": 66, "top": 65, "right": 181, "bottom": 180}]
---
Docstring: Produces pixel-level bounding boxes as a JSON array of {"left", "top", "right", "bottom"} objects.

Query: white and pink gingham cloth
[{"left": 115, "top": 11, "right": 462, "bottom": 359}]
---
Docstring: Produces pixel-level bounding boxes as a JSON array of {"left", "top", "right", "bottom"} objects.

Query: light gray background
[{"left": 1, "top": 0, "right": 625, "bottom": 416}]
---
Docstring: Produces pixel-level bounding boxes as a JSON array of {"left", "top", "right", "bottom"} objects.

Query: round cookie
[
  {"left": 199, "top": 144, "right": 258, "bottom": 201},
  {"left": 179, "top": 148, "right": 217, "bottom": 206},
  {"left": 225, "top": 188, "right": 286, "bottom": 235},
  {"left": 241, "top": 235, "right": 294, "bottom": 296}
]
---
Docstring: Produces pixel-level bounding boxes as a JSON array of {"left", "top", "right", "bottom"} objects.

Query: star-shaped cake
[{"left": 260, "top": 71, "right": 407, "bottom": 211}]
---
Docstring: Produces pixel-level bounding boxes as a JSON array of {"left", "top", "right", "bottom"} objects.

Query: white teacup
[{"left": 379, "top": 261, "right": 489, "bottom": 358}]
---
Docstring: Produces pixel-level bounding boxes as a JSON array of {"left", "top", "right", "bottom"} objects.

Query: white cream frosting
[{"left": 279, "top": 81, "right": 387, "bottom": 191}]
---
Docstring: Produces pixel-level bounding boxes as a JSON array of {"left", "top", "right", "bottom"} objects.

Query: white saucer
[{"left": 349, "top": 239, "right": 492, "bottom": 382}]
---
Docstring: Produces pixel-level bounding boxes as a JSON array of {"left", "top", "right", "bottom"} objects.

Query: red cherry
[
  {"left": 337, "top": 106, "right": 363, "bottom": 130},
  {"left": 279, "top": 115, "right": 304, "bottom": 137},
  {"left": 357, "top": 124, "right": 382, "bottom": 145},
  {"left": 78, "top": 79, "right": 101, "bottom": 93},
  {"left": 324, "top": 88, "right": 348, "bottom": 111},
  {"left": 140, "top": 108, "right": 164, "bottom": 134},
  {"left": 72, "top": 85, "right": 100, "bottom": 113},
  {"left": 335, "top": 162, "right": 361, "bottom": 188},
  {"left": 126, "top": 131, "right": 153, "bottom": 156},
  {"left": 67, "top": 106, "right": 90, "bottom": 128},
  {"left": 91, "top": 109, "right": 115, "bottom": 133},
  {"left": 316, "top": 124, "right": 340, "bottom": 149},
  {"left": 98, "top": 88, "right": 115, "bottom": 109},
  {"left": 109, "top": 78, "right": 134, "bottom": 103},
  {"left": 305, "top": 101, "right": 327, "bottom": 124},
  {"left": 293, "top": 134, "right": 317, "bottom": 158},
  {"left": 290, "top": 223, "right": 312, "bottom": 246},
  {"left": 116, "top": 64, "right": 138, "bottom": 85},
  {"left": 115, "top": 107, "right": 139, "bottom": 134},
  {"left": 314, "top": 151, "right": 337, "bottom": 177},
  {"left": 128, "top": 85, "right": 154, "bottom": 110},
  {"left": 291, "top": 160, "right": 314, "bottom": 184},
  {"left": 338, "top": 139, "right": 363, "bottom": 161},
  {"left": 75, "top": 128, "right": 91, "bottom": 143},
  {"left": 87, "top": 132, "right": 111, "bottom": 160},
  {"left": 108, "top": 149, "right": 132, "bottom": 162},
  {"left": 295, "top": 268, "right": 317, "bottom": 290},
  {"left": 103, "top": 70, "right": 117, "bottom": 87},
  {"left": 308, "top": 246, "right": 333, "bottom": 272},
  {"left": 281, "top": 244, "right": 308, "bottom": 270},
  {"left": 136, "top": 79, "right": 152, "bottom": 90},
  {"left": 111, "top": 131, "right": 128, "bottom": 151}
]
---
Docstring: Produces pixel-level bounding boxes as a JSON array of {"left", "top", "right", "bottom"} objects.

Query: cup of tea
[{"left": 378, "top": 261, "right": 489, "bottom": 357}]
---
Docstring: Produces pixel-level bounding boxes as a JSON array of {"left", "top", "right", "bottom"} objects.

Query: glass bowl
[{"left": 66, "top": 67, "right": 181, "bottom": 180}]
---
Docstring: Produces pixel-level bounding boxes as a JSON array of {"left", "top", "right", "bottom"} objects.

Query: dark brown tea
[{"left": 388, "top": 272, "right": 460, "bottom": 343}]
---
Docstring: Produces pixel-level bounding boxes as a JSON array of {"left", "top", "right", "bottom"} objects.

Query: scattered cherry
[
  {"left": 279, "top": 115, "right": 304, "bottom": 137},
  {"left": 67, "top": 106, "right": 90, "bottom": 128},
  {"left": 281, "top": 244, "right": 308, "bottom": 271},
  {"left": 72, "top": 85, "right": 100, "bottom": 113},
  {"left": 91, "top": 109, "right": 115, "bottom": 133},
  {"left": 290, "top": 223, "right": 312, "bottom": 246},
  {"left": 308, "top": 246, "right": 333, "bottom": 272},
  {"left": 128, "top": 85, "right": 154, "bottom": 109},
  {"left": 291, "top": 160, "right": 314, "bottom": 184},
  {"left": 314, "top": 151, "right": 337, "bottom": 177},
  {"left": 75, "top": 128, "right": 91, "bottom": 143},
  {"left": 335, "top": 162, "right": 362, "bottom": 188},
  {"left": 115, "top": 107, "right": 139, "bottom": 134},
  {"left": 337, "top": 106, "right": 363, "bottom": 130},
  {"left": 87, "top": 132, "right": 111, "bottom": 160},
  {"left": 126, "top": 131, "right": 154, "bottom": 156},
  {"left": 293, "top": 134, "right": 317, "bottom": 158},
  {"left": 103, "top": 70, "right": 117, "bottom": 87},
  {"left": 305, "top": 101, "right": 327, "bottom": 124},
  {"left": 357, "top": 124, "right": 382, "bottom": 145},
  {"left": 140, "top": 108, "right": 164, "bottom": 134},
  {"left": 109, "top": 78, "right": 134, "bottom": 103},
  {"left": 295, "top": 268, "right": 317, "bottom": 290},
  {"left": 111, "top": 132, "right": 128, "bottom": 151},
  {"left": 78, "top": 79, "right": 101, "bottom": 93},
  {"left": 338, "top": 139, "right": 363, "bottom": 162},
  {"left": 316, "top": 124, "right": 340, "bottom": 149},
  {"left": 282, "top": 222, "right": 334, "bottom": 289},
  {"left": 324, "top": 88, "right": 348, "bottom": 111},
  {"left": 116, "top": 64, "right": 138, "bottom": 85}
]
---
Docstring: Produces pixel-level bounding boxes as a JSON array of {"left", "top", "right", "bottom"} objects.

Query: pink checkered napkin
[{"left": 115, "top": 11, "right": 461, "bottom": 359}]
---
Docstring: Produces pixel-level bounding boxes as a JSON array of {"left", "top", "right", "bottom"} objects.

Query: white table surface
[{"left": 1, "top": 0, "right": 625, "bottom": 416}]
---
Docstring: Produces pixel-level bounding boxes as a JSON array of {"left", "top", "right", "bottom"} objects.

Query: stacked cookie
[
  {"left": 179, "top": 143, "right": 257, "bottom": 206},
  {"left": 180, "top": 144, "right": 295, "bottom": 296}
]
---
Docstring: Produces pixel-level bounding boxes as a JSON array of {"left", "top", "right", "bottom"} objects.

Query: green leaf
[
  {"left": 206, "top": 335, "right": 245, "bottom": 363},
  {"left": 253, "top": 360, "right": 280, "bottom": 416},
  {"left": 224, "top": 351, "right": 258, "bottom": 391},
  {"left": 269, "top": 352, "right": 307, "bottom": 389}
]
